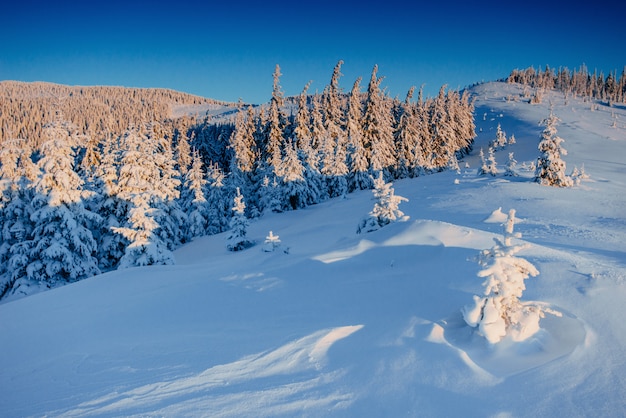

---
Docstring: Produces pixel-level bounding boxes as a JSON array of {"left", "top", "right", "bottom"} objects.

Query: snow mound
[{"left": 428, "top": 309, "right": 586, "bottom": 379}]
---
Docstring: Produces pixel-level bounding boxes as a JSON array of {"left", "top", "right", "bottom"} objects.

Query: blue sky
[{"left": 1, "top": 0, "right": 625, "bottom": 104}]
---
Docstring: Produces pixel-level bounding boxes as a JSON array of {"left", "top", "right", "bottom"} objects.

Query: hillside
[
  {"left": 0, "top": 81, "right": 237, "bottom": 146},
  {"left": 0, "top": 81, "right": 625, "bottom": 416}
]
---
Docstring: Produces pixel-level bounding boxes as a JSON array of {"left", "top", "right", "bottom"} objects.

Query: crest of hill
[{"left": 0, "top": 81, "right": 238, "bottom": 146}]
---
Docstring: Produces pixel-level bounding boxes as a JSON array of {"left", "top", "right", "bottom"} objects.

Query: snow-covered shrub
[
  {"left": 262, "top": 231, "right": 281, "bottom": 252},
  {"left": 357, "top": 172, "right": 408, "bottom": 234},
  {"left": 462, "top": 209, "right": 560, "bottom": 344},
  {"left": 504, "top": 152, "right": 518, "bottom": 177}
]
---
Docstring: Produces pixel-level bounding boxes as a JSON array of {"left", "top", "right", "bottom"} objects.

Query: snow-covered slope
[{"left": 1, "top": 82, "right": 625, "bottom": 417}]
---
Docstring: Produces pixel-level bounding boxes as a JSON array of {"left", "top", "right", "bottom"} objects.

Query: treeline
[
  {"left": 0, "top": 81, "right": 231, "bottom": 148},
  {"left": 507, "top": 64, "right": 626, "bottom": 104},
  {"left": 0, "top": 61, "right": 475, "bottom": 300}
]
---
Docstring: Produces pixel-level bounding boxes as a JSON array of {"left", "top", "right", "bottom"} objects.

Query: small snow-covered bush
[
  {"left": 462, "top": 209, "right": 560, "bottom": 343},
  {"left": 262, "top": 231, "right": 281, "bottom": 252}
]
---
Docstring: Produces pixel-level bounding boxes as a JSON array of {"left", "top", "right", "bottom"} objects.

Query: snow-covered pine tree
[
  {"left": 227, "top": 187, "right": 254, "bottom": 251},
  {"left": 293, "top": 82, "right": 324, "bottom": 206},
  {"left": 0, "top": 138, "right": 36, "bottom": 298},
  {"left": 485, "top": 146, "right": 498, "bottom": 176},
  {"left": 182, "top": 149, "right": 210, "bottom": 239},
  {"left": 462, "top": 209, "right": 560, "bottom": 344},
  {"left": 112, "top": 125, "right": 175, "bottom": 268},
  {"left": 357, "top": 172, "right": 409, "bottom": 233},
  {"left": 275, "top": 139, "right": 307, "bottom": 210},
  {"left": 321, "top": 60, "right": 349, "bottom": 198},
  {"left": 427, "top": 85, "right": 457, "bottom": 170},
  {"left": 505, "top": 152, "right": 518, "bottom": 177},
  {"left": 27, "top": 120, "right": 101, "bottom": 285},
  {"left": 534, "top": 111, "right": 573, "bottom": 187},
  {"left": 394, "top": 86, "right": 419, "bottom": 179},
  {"left": 205, "top": 162, "right": 230, "bottom": 235},
  {"left": 363, "top": 65, "right": 396, "bottom": 180},
  {"left": 309, "top": 94, "right": 330, "bottom": 200},
  {"left": 477, "top": 147, "right": 489, "bottom": 176},
  {"left": 491, "top": 123, "right": 507, "bottom": 149},
  {"left": 93, "top": 132, "right": 128, "bottom": 270},
  {"left": 150, "top": 123, "right": 187, "bottom": 249},
  {"left": 262, "top": 230, "right": 281, "bottom": 252},
  {"left": 346, "top": 77, "right": 372, "bottom": 191},
  {"left": 264, "top": 65, "right": 288, "bottom": 176},
  {"left": 174, "top": 129, "right": 192, "bottom": 178}
]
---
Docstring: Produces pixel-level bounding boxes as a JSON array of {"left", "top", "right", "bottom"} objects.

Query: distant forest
[{"left": 506, "top": 64, "right": 626, "bottom": 104}]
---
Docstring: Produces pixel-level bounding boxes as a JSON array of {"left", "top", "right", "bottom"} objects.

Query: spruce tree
[
  {"left": 293, "top": 82, "right": 324, "bottom": 205},
  {"left": 112, "top": 125, "right": 175, "bottom": 268},
  {"left": 346, "top": 77, "right": 372, "bottom": 191},
  {"left": 27, "top": 120, "right": 101, "bottom": 284},
  {"left": 357, "top": 172, "right": 409, "bottom": 233},
  {"left": 534, "top": 111, "right": 573, "bottom": 187},
  {"left": 0, "top": 139, "right": 35, "bottom": 298},
  {"left": 363, "top": 65, "right": 396, "bottom": 179},
  {"left": 227, "top": 187, "right": 254, "bottom": 251},
  {"left": 182, "top": 150, "right": 210, "bottom": 239}
]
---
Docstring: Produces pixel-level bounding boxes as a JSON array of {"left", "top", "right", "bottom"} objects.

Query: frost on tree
[
  {"left": 462, "top": 209, "right": 561, "bottom": 344},
  {"left": 534, "top": 111, "right": 573, "bottom": 187},
  {"left": 227, "top": 187, "right": 254, "bottom": 251},
  {"left": 357, "top": 172, "right": 409, "bottom": 234}
]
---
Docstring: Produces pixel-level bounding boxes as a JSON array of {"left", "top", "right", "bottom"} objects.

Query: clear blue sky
[{"left": 1, "top": 0, "right": 625, "bottom": 104}]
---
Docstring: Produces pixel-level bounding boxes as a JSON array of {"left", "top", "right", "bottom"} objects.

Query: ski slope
[{"left": 1, "top": 82, "right": 625, "bottom": 417}]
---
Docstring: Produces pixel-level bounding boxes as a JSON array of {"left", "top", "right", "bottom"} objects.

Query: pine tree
[
  {"left": 534, "top": 111, "right": 573, "bottom": 187},
  {"left": 293, "top": 82, "right": 324, "bottom": 205},
  {"left": 27, "top": 120, "right": 101, "bottom": 284},
  {"left": 346, "top": 77, "right": 372, "bottom": 191},
  {"left": 504, "top": 152, "right": 518, "bottom": 177},
  {"left": 264, "top": 65, "right": 288, "bottom": 175},
  {"left": 151, "top": 124, "right": 186, "bottom": 249},
  {"left": 462, "top": 209, "right": 560, "bottom": 343},
  {"left": 182, "top": 150, "right": 210, "bottom": 239},
  {"left": 262, "top": 230, "right": 282, "bottom": 252},
  {"left": 205, "top": 162, "right": 230, "bottom": 235},
  {"left": 94, "top": 132, "right": 127, "bottom": 270},
  {"left": 174, "top": 129, "right": 192, "bottom": 178},
  {"left": 357, "top": 172, "right": 409, "bottom": 233},
  {"left": 310, "top": 94, "right": 329, "bottom": 199},
  {"left": 321, "top": 60, "right": 349, "bottom": 198},
  {"left": 112, "top": 125, "right": 175, "bottom": 268},
  {"left": 227, "top": 187, "right": 254, "bottom": 251},
  {"left": 427, "top": 85, "right": 457, "bottom": 170},
  {"left": 492, "top": 123, "right": 507, "bottom": 149},
  {"left": 363, "top": 65, "right": 396, "bottom": 178},
  {"left": 394, "top": 86, "right": 422, "bottom": 179},
  {"left": 275, "top": 139, "right": 307, "bottom": 210},
  {"left": 0, "top": 139, "right": 35, "bottom": 298},
  {"left": 485, "top": 146, "right": 498, "bottom": 176}
]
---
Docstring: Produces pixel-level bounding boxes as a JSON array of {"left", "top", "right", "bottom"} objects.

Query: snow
[{"left": 2, "top": 81, "right": 626, "bottom": 416}]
